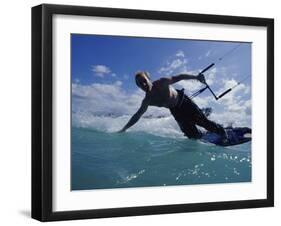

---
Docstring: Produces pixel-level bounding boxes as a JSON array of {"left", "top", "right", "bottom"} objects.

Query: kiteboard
[{"left": 200, "top": 127, "right": 251, "bottom": 146}]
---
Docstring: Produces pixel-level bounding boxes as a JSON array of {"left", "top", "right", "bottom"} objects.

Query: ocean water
[{"left": 71, "top": 115, "right": 251, "bottom": 190}]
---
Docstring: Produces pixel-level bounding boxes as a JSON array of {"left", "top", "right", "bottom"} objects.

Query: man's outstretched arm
[
  {"left": 162, "top": 73, "right": 206, "bottom": 85},
  {"left": 118, "top": 100, "right": 148, "bottom": 133}
]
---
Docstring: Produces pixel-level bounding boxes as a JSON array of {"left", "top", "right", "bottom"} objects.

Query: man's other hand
[{"left": 197, "top": 73, "right": 206, "bottom": 84}]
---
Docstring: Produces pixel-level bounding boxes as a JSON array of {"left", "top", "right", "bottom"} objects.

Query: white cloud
[
  {"left": 205, "top": 67, "right": 217, "bottom": 85},
  {"left": 176, "top": 80, "right": 203, "bottom": 92},
  {"left": 205, "top": 50, "right": 211, "bottom": 57},
  {"left": 175, "top": 50, "right": 185, "bottom": 58},
  {"left": 123, "top": 74, "right": 129, "bottom": 80},
  {"left": 219, "top": 79, "right": 250, "bottom": 102},
  {"left": 73, "top": 79, "right": 80, "bottom": 84},
  {"left": 197, "top": 50, "right": 212, "bottom": 60},
  {"left": 207, "top": 78, "right": 252, "bottom": 127},
  {"left": 191, "top": 95, "right": 213, "bottom": 108},
  {"left": 170, "top": 59, "right": 186, "bottom": 69},
  {"left": 210, "top": 111, "right": 251, "bottom": 127},
  {"left": 227, "top": 99, "right": 251, "bottom": 114},
  {"left": 158, "top": 58, "right": 188, "bottom": 75},
  {"left": 72, "top": 82, "right": 169, "bottom": 118},
  {"left": 158, "top": 51, "right": 188, "bottom": 76},
  {"left": 115, "top": 81, "right": 122, "bottom": 86},
  {"left": 91, "top": 65, "right": 111, "bottom": 77}
]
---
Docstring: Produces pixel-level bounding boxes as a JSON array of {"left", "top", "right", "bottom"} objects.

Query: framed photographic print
[{"left": 32, "top": 4, "right": 274, "bottom": 221}]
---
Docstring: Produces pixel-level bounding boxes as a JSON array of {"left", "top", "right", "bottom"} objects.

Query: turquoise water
[{"left": 71, "top": 125, "right": 251, "bottom": 190}]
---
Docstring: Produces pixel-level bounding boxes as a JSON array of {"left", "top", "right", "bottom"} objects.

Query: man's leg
[
  {"left": 183, "top": 96, "right": 226, "bottom": 137},
  {"left": 195, "top": 113, "right": 226, "bottom": 136},
  {"left": 178, "top": 121, "right": 202, "bottom": 139},
  {"left": 170, "top": 108, "right": 202, "bottom": 139},
  {"left": 170, "top": 94, "right": 224, "bottom": 139}
]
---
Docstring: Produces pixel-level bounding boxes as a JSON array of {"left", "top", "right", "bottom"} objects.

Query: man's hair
[{"left": 135, "top": 71, "right": 151, "bottom": 85}]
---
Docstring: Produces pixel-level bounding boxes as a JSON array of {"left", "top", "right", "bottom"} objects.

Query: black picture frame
[{"left": 32, "top": 3, "right": 274, "bottom": 222}]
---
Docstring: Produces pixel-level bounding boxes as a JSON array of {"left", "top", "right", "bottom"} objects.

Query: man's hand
[{"left": 197, "top": 73, "right": 206, "bottom": 84}]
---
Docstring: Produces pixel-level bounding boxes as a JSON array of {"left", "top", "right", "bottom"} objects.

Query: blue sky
[{"left": 72, "top": 34, "right": 252, "bottom": 127}]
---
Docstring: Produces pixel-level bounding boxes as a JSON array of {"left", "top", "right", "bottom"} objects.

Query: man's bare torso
[
  {"left": 144, "top": 79, "right": 179, "bottom": 108},
  {"left": 118, "top": 72, "right": 207, "bottom": 133}
]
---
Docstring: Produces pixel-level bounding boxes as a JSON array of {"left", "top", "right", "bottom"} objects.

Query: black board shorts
[{"left": 169, "top": 89, "right": 225, "bottom": 139}]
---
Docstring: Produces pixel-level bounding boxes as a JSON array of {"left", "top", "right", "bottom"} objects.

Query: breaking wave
[{"left": 72, "top": 111, "right": 185, "bottom": 139}]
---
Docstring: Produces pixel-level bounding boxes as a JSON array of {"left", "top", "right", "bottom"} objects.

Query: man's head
[{"left": 135, "top": 71, "right": 153, "bottom": 92}]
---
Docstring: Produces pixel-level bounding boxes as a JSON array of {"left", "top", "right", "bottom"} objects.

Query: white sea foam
[{"left": 72, "top": 111, "right": 185, "bottom": 139}]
